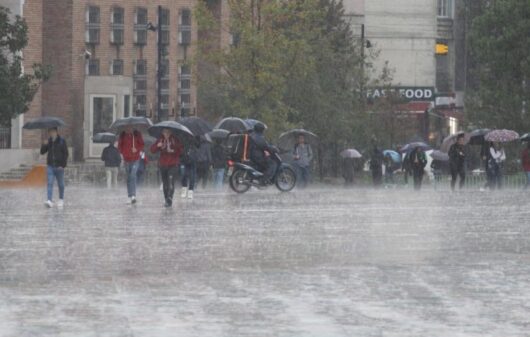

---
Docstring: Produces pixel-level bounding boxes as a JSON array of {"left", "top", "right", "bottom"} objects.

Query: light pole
[{"left": 147, "top": 5, "right": 166, "bottom": 122}]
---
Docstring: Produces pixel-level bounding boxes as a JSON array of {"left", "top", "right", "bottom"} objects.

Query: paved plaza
[{"left": 0, "top": 187, "right": 529, "bottom": 336}]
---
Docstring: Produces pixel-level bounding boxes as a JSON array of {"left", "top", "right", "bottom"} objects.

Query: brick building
[{"left": 1, "top": 0, "right": 227, "bottom": 163}]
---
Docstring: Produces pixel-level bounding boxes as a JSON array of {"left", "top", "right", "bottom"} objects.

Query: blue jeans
[
  {"left": 47, "top": 166, "right": 65, "bottom": 201},
  {"left": 125, "top": 160, "right": 140, "bottom": 197},
  {"left": 181, "top": 162, "right": 196, "bottom": 191},
  {"left": 526, "top": 172, "right": 530, "bottom": 189},
  {"left": 296, "top": 165, "right": 310, "bottom": 188},
  {"left": 213, "top": 168, "right": 225, "bottom": 189}
]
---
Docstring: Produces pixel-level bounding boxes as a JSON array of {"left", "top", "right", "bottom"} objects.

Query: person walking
[
  {"left": 211, "top": 139, "right": 227, "bottom": 189},
  {"left": 383, "top": 154, "right": 395, "bottom": 186},
  {"left": 41, "top": 127, "right": 69, "bottom": 208},
  {"left": 118, "top": 126, "right": 144, "bottom": 204},
  {"left": 342, "top": 157, "right": 355, "bottom": 187},
  {"left": 196, "top": 136, "right": 212, "bottom": 189},
  {"left": 370, "top": 145, "right": 384, "bottom": 187},
  {"left": 101, "top": 141, "right": 121, "bottom": 189},
  {"left": 522, "top": 142, "right": 530, "bottom": 189},
  {"left": 448, "top": 134, "right": 466, "bottom": 191},
  {"left": 292, "top": 134, "right": 313, "bottom": 188},
  {"left": 488, "top": 142, "right": 506, "bottom": 190},
  {"left": 181, "top": 136, "right": 199, "bottom": 199},
  {"left": 150, "top": 128, "right": 183, "bottom": 207},
  {"left": 409, "top": 147, "right": 427, "bottom": 190},
  {"left": 136, "top": 151, "right": 148, "bottom": 186}
]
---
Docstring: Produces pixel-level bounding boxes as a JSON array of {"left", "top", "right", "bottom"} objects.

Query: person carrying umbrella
[
  {"left": 408, "top": 147, "right": 427, "bottom": 190},
  {"left": 448, "top": 133, "right": 466, "bottom": 191},
  {"left": 40, "top": 127, "right": 69, "bottom": 208},
  {"left": 383, "top": 153, "right": 396, "bottom": 185},
  {"left": 150, "top": 128, "right": 183, "bottom": 207},
  {"left": 101, "top": 140, "right": 121, "bottom": 189},
  {"left": 196, "top": 136, "right": 212, "bottom": 189},
  {"left": 118, "top": 126, "right": 144, "bottom": 204},
  {"left": 522, "top": 141, "right": 530, "bottom": 189},
  {"left": 211, "top": 138, "right": 227, "bottom": 189},
  {"left": 488, "top": 142, "right": 506, "bottom": 190},
  {"left": 181, "top": 136, "right": 200, "bottom": 199},
  {"left": 292, "top": 134, "right": 313, "bottom": 188},
  {"left": 369, "top": 143, "right": 384, "bottom": 187}
]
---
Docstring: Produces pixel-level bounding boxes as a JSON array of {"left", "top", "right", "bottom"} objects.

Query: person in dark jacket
[
  {"left": 370, "top": 145, "right": 384, "bottom": 187},
  {"left": 522, "top": 142, "right": 530, "bottom": 189},
  {"left": 101, "top": 141, "right": 121, "bottom": 189},
  {"left": 211, "top": 139, "right": 227, "bottom": 189},
  {"left": 448, "top": 134, "right": 466, "bottom": 191},
  {"left": 383, "top": 153, "right": 395, "bottom": 185},
  {"left": 181, "top": 136, "right": 199, "bottom": 199},
  {"left": 408, "top": 147, "right": 427, "bottom": 190},
  {"left": 342, "top": 157, "right": 355, "bottom": 187},
  {"left": 480, "top": 141, "right": 492, "bottom": 190},
  {"left": 196, "top": 136, "right": 212, "bottom": 189},
  {"left": 40, "top": 127, "right": 69, "bottom": 208},
  {"left": 150, "top": 128, "right": 183, "bottom": 207},
  {"left": 118, "top": 127, "right": 144, "bottom": 204},
  {"left": 249, "top": 123, "right": 276, "bottom": 182}
]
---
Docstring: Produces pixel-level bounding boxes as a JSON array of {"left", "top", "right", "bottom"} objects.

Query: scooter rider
[{"left": 249, "top": 122, "right": 277, "bottom": 183}]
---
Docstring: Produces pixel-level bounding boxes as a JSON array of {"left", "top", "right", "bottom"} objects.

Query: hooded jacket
[
  {"left": 118, "top": 130, "right": 144, "bottom": 162},
  {"left": 150, "top": 135, "right": 183, "bottom": 167}
]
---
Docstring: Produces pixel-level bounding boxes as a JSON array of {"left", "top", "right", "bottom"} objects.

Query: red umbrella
[{"left": 484, "top": 129, "right": 520, "bottom": 143}]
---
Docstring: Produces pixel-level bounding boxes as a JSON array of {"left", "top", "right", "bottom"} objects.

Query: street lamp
[{"left": 146, "top": 5, "right": 166, "bottom": 122}]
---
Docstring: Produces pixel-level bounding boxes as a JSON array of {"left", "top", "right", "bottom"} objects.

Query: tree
[
  {"left": 0, "top": 6, "right": 51, "bottom": 126},
  {"left": 466, "top": 0, "right": 530, "bottom": 132}
]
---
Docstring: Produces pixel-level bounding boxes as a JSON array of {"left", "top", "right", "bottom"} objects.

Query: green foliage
[
  {"left": 466, "top": 0, "right": 530, "bottom": 132},
  {"left": 0, "top": 6, "right": 51, "bottom": 126}
]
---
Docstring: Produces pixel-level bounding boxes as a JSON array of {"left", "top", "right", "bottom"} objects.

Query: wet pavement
[{"left": 0, "top": 186, "right": 529, "bottom": 337}]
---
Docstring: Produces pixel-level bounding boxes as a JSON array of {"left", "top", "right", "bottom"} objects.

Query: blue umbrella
[{"left": 383, "top": 150, "right": 401, "bottom": 163}]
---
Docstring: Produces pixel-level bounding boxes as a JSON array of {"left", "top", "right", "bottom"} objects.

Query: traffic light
[{"left": 436, "top": 43, "right": 448, "bottom": 55}]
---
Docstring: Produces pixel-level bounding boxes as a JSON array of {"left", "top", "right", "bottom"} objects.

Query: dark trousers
[
  {"left": 160, "top": 166, "right": 178, "bottom": 201},
  {"left": 196, "top": 161, "right": 210, "bottom": 189},
  {"left": 450, "top": 165, "right": 465, "bottom": 190},
  {"left": 413, "top": 168, "right": 424, "bottom": 190},
  {"left": 372, "top": 169, "right": 383, "bottom": 187},
  {"left": 488, "top": 164, "right": 502, "bottom": 190},
  {"left": 296, "top": 165, "right": 311, "bottom": 188},
  {"left": 181, "top": 162, "right": 196, "bottom": 191}
]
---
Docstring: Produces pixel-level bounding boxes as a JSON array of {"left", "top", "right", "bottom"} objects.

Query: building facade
[{"left": 1, "top": 0, "right": 227, "bottom": 163}]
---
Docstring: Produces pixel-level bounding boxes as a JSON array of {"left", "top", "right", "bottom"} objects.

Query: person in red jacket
[
  {"left": 522, "top": 142, "right": 530, "bottom": 189},
  {"left": 118, "top": 126, "right": 144, "bottom": 204},
  {"left": 150, "top": 128, "right": 183, "bottom": 207}
]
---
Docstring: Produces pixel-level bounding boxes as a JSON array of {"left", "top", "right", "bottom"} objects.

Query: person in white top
[{"left": 488, "top": 142, "right": 506, "bottom": 189}]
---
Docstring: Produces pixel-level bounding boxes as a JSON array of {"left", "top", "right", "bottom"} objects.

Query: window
[
  {"left": 179, "top": 64, "right": 191, "bottom": 92},
  {"left": 134, "top": 79, "right": 147, "bottom": 91},
  {"left": 179, "top": 64, "right": 191, "bottom": 78},
  {"left": 86, "top": 6, "right": 100, "bottom": 44},
  {"left": 111, "top": 59, "right": 123, "bottom": 75},
  {"left": 135, "top": 95, "right": 147, "bottom": 116},
  {"left": 160, "top": 79, "right": 170, "bottom": 90},
  {"left": 0, "top": 123, "right": 11, "bottom": 149},
  {"left": 179, "top": 78, "right": 191, "bottom": 90},
  {"left": 160, "top": 8, "right": 170, "bottom": 45},
  {"left": 135, "top": 59, "right": 147, "bottom": 76},
  {"left": 179, "top": 9, "right": 191, "bottom": 46},
  {"left": 134, "top": 7, "right": 148, "bottom": 45},
  {"left": 437, "top": 0, "right": 453, "bottom": 18},
  {"left": 230, "top": 31, "right": 241, "bottom": 47},
  {"left": 87, "top": 59, "right": 100, "bottom": 76},
  {"left": 159, "top": 59, "right": 169, "bottom": 78},
  {"left": 124, "top": 95, "right": 131, "bottom": 117},
  {"left": 92, "top": 97, "right": 114, "bottom": 137},
  {"left": 111, "top": 7, "right": 124, "bottom": 45}
]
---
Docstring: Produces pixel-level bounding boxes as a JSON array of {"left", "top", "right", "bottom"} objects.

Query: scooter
[{"left": 227, "top": 149, "right": 297, "bottom": 193}]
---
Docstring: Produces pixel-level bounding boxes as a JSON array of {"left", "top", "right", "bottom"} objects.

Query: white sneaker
[
  {"left": 57, "top": 199, "right": 64, "bottom": 208},
  {"left": 45, "top": 200, "right": 53, "bottom": 208},
  {"left": 131, "top": 196, "right": 137, "bottom": 204},
  {"left": 181, "top": 187, "right": 188, "bottom": 198},
  {"left": 187, "top": 190, "right": 194, "bottom": 200}
]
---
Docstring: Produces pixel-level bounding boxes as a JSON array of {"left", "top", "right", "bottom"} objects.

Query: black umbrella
[
  {"left": 148, "top": 121, "right": 194, "bottom": 140},
  {"left": 215, "top": 117, "right": 251, "bottom": 134},
  {"left": 23, "top": 116, "right": 65, "bottom": 130},
  {"left": 109, "top": 116, "right": 153, "bottom": 132},
  {"left": 92, "top": 132, "right": 117, "bottom": 144},
  {"left": 178, "top": 116, "right": 213, "bottom": 136},
  {"left": 520, "top": 133, "right": 530, "bottom": 142},
  {"left": 208, "top": 128, "right": 230, "bottom": 140},
  {"left": 245, "top": 119, "right": 268, "bottom": 130},
  {"left": 465, "top": 128, "right": 491, "bottom": 145},
  {"left": 278, "top": 129, "right": 318, "bottom": 150},
  {"left": 400, "top": 142, "right": 432, "bottom": 153}
]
